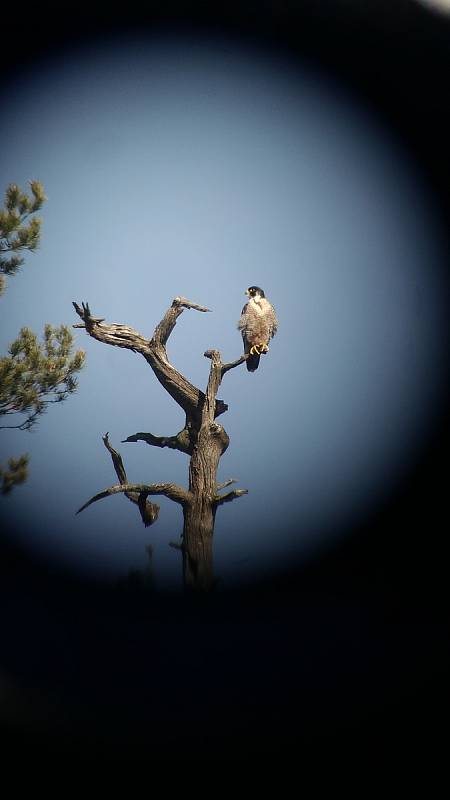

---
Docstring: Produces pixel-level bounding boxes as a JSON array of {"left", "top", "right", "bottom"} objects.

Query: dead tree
[{"left": 73, "top": 296, "right": 249, "bottom": 591}]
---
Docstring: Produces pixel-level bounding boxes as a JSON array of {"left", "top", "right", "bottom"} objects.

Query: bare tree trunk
[
  {"left": 73, "top": 298, "right": 248, "bottom": 591},
  {"left": 183, "top": 420, "right": 229, "bottom": 589}
]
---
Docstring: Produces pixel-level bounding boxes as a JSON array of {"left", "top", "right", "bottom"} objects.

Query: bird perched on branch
[{"left": 238, "top": 286, "right": 278, "bottom": 372}]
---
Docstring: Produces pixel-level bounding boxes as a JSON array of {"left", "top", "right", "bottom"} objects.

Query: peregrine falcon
[{"left": 238, "top": 286, "right": 278, "bottom": 372}]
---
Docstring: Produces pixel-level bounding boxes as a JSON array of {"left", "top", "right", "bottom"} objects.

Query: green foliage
[
  {"left": 0, "top": 180, "right": 46, "bottom": 295},
  {"left": 0, "top": 453, "right": 29, "bottom": 494},
  {"left": 1, "top": 179, "right": 85, "bottom": 494},
  {"left": 0, "top": 325, "right": 85, "bottom": 431}
]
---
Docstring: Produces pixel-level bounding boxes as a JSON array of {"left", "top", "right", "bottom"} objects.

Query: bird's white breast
[{"left": 250, "top": 297, "right": 269, "bottom": 315}]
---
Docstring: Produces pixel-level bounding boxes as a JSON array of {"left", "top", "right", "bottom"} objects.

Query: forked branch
[
  {"left": 152, "top": 296, "right": 211, "bottom": 347},
  {"left": 214, "top": 488, "right": 249, "bottom": 505},
  {"left": 72, "top": 302, "right": 148, "bottom": 352},
  {"left": 203, "top": 349, "right": 250, "bottom": 423},
  {"left": 77, "top": 481, "right": 192, "bottom": 515},
  {"left": 72, "top": 298, "right": 228, "bottom": 419},
  {"left": 102, "top": 432, "right": 160, "bottom": 526}
]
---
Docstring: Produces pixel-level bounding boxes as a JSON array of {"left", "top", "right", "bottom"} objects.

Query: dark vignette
[{"left": 0, "top": 1, "right": 449, "bottom": 765}]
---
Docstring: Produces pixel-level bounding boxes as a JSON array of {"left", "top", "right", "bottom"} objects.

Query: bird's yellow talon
[{"left": 249, "top": 343, "right": 269, "bottom": 356}]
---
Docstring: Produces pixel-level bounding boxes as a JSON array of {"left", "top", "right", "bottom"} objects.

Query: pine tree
[
  {"left": 0, "top": 180, "right": 46, "bottom": 296},
  {"left": 0, "top": 182, "right": 85, "bottom": 493}
]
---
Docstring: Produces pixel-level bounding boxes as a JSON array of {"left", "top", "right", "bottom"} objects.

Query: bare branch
[
  {"left": 144, "top": 347, "right": 228, "bottom": 419},
  {"left": 102, "top": 432, "right": 127, "bottom": 483},
  {"left": 102, "top": 432, "right": 160, "bottom": 526},
  {"left": 122, "top": 428, "right": 193, "bottom": 455},
  {"left": 216, "top": 479, "right": 237, "bottom": 490},
  {"left": 169, "top": 540, "right": 184, "bottom": 551},
  {"left": 72, "top": 302, "right": 105, "bottom": 325},
  {"left": 72, "top": 299, "right": 228, "bottom": 419},
  {"left": 214, "top": 488, "right": 248, "bottom": 506},
  {"left": 137, "top": 492, "right": 160, "bottom": 528},
  {"left": 152, "top": 296, "right": 210, "bottom": 348},
  {"left": 174, "top": 296, "right": 211, "bottom": 313},
  {"left": 221, "top": 354, "right": 249, "bottom": 376},
  {"left": 201, "top": 349, "right": 249, "bottom": 421},
  {"left": 77, "top": 481, "right": 192, "bottom": 515},
  {"left": 72, "top": 301, "right": 149, "bottom": 353},
  {"left": 202, "top": 349, "right": 223, "bottom": 425}
]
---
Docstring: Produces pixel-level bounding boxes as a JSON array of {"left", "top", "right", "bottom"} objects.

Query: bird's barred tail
[{"left": 246, "top": 354, "right": 260, "bottom": 372}]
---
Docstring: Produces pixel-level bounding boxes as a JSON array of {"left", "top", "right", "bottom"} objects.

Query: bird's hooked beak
[{"left": 245, "top": 289, "right": 250, "bottom": 297}]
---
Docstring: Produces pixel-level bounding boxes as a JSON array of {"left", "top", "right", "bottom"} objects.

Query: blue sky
[{"left": 0, "top": 31, "right": 447, "bottom": 588}]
